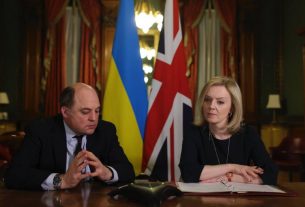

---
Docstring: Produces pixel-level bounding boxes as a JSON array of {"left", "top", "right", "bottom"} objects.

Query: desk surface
[{"left": 0, "top": 182, "right": 304, "bottom": 207}]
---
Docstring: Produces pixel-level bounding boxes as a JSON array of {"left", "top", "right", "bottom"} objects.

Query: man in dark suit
[{"left": 4, "top": 83, "right": 135, "bottom": 190}]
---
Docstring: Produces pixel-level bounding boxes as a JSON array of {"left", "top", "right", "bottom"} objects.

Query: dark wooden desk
[{"left": 0, "top": 182, "right": 304, "bottom": 207}]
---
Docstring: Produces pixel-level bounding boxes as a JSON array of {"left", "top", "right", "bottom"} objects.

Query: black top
[
  {"left": 179, "top": 124, "right": 278, "bottom": 185},
  {"left": 4, "top": 114, "right": 135, "bottom": 190}
]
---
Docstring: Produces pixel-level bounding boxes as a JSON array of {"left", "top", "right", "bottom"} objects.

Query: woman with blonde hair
[{"left": 179, "top": 76, "right": 278, "bottom": 185}]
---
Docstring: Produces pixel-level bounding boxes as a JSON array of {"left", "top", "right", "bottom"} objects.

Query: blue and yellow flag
[{"left": 102, "top": 0, "right": 148, "bottom": 174}]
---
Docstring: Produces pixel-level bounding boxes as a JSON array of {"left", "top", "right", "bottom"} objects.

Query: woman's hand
[
  {"left": 230, "top": 164, "right": 263, "bottom": 183},
  {"left": 230, "top": 173, "right": 262, "bottom": 184}
]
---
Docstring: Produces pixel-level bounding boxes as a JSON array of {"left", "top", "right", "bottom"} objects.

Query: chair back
[
  {"left": 0, "top": 131, "right": 25, "bottom": 162},
  {"left": 271, "top": 136, "right": 305, "bottom": 162},
  {"left": 277, "top": 136, "right": 305, "bottom": 153},
  {"left": 0, "top": 131, "right": 25, "bottom": 182}
]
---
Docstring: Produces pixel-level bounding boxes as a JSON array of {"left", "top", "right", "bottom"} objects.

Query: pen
[{"left": 220, "top": 180, "right": 231, "bottom": 188}]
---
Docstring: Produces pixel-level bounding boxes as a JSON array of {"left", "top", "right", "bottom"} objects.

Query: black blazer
[
  {"left": 179, "top": 124, "right": 278, "bottom": 185},
  {"left": 4, "top": 115, "right": 135, "bottom": 190}
]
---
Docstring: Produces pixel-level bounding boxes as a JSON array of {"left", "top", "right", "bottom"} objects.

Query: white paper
[{"left": 176, "top": 182, "right": 286, "bottom": 194}]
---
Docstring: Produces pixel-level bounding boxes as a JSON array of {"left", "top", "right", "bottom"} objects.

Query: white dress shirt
[{"left": 41, "top": 122, "right": 118, "bottom": 190}]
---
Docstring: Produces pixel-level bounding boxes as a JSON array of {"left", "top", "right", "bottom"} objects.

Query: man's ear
[{"left": 61, "top": 106, "right": 69, "bottom": 118}]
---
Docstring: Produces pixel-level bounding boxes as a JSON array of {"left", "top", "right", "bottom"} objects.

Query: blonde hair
[{"left": 193, "top": 76, "right": 243, "bottom": 133}]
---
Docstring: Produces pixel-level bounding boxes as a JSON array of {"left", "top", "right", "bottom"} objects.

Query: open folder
[{"left": 176, "top": 182, "right": 296, "bottom": 196}]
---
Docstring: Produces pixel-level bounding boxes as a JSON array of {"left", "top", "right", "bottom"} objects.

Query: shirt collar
[{"left": 63, "top": 121, "right": 78, "bottom": 140}]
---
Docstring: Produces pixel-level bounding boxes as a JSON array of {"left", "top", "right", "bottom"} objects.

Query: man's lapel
[{"left": 52, "top": 118, "right": 67, "bottom": 172}]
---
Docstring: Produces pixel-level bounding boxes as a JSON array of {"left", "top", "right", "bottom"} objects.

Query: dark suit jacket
[{"left": 4, "top": 115, "right": 135, "bottom": 190}]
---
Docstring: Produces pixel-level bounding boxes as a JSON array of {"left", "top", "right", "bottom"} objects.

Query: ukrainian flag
[{"left": 102, "top": 0, "right": 148, "bottom": 175}]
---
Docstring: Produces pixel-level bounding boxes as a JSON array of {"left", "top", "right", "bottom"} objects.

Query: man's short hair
[{"left": 60, "top": 86, "right": 75, "bottom": 108}]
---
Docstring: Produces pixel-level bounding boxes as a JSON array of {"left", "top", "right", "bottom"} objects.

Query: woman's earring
[{"left": 228, "top": 112, "right": 233, "bottom": 118}]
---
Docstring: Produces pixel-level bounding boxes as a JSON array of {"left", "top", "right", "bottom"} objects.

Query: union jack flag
[{"left": 142, "top": 0, "right": 192, "bottom": 182}]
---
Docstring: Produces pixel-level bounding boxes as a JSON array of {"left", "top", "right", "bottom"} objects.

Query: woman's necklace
[{"left": 209, "top": 131, "right": 231, "bottom": 164}]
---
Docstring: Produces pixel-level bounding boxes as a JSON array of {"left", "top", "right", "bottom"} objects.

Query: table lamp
[
  {"left": 266, "top": 94, "right": 281, "bottom": 123},
  {"left": 0, "top": 92, "right": 10, "bottom": 120}
]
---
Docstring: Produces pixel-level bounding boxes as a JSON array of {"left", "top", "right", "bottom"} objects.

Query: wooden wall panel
[
  {"left": 239, "top": 31, "right": 257, "bottom": 122},
  {"left": 23, "top": 25, "right": 41, "bottom": 116},
  {"left": 237, "top": 0, "right": 259, "bottom": 124},
  {"left": 21, "top": 1, "right": 43, "bottom": 120}
]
